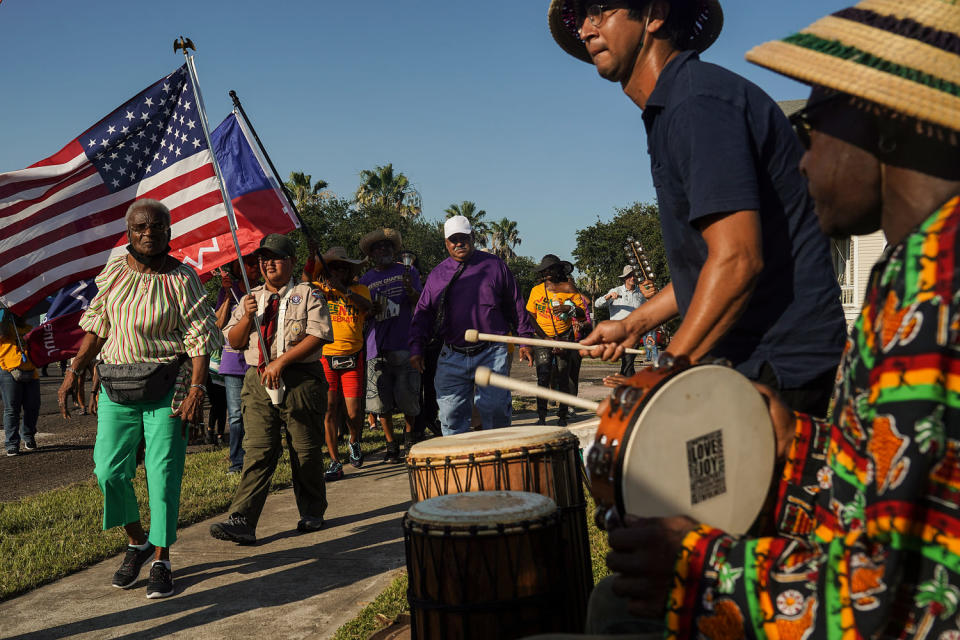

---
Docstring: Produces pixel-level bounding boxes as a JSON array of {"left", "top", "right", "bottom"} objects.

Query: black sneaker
[
  {"left": 145, "top": 561, "right": 175, "bottom": 599},
  {"left": 383, "top": 441, "right": 401, "bottom": 463},
  {"left": 209, "top": 512, "right": 256, "bottom": 545},
  {"left": 557, "top": 416, "right": 568, "bottom": 427},
  {"left": 348, "top": 441, "right": 364, "bottom": 468},
  {"left": 24, "top": 439, "right": 37, "bottom": 451},
  {"left": 112, "top": 543, "right": 156, "bottom": 588},
  {"left": 5, "top": 448, "right": 18, "bottom": 457},
  {"left": 325, "top": 460, "right": 344, "bottom": 481},
  {"left": 536, "top": 415, "right": 546, "bottom": 426},
  {"left": 296, "top": 516, "right": 325, "bottom": 533}
]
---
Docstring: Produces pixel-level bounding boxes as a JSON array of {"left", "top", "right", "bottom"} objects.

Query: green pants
[
  {"left": 93, "top": 387, "right": 187, "bottom": 548},
  {"left": 229, "top": 363, "right": 328, "bottom": 529}
]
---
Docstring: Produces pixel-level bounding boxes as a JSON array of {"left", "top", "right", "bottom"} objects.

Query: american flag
[{"left": 0, "top": 64, "right": 232, "bottom": 315}]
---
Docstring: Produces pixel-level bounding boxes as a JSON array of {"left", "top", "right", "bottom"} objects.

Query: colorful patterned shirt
[
  {"left": 668, "top": 196, "right": 960, "bottom": 639},
  {"left": 80, "top": 255, "right": 222, "bottom": 409},
  {"left": 526, "top": 283, "right": 587, "bottom": 337}
]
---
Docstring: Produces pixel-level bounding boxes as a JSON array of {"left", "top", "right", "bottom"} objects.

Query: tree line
[{"left": 278, "top": 164, "right": 670, "bottom": 320}]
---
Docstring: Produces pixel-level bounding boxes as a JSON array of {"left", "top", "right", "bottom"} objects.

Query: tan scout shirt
[{"left": 224, "top": 279, "right": 333, "bottom": 367}]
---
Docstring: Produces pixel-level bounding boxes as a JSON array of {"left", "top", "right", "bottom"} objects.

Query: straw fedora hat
[
  {"left": 746, "top": 1, "right": 960, "bottom": 133},
  {"left": 548, "top": 0, "right": 724, "bottom": 64},
  {"left": 359, "top": 228, "right": 403, "bottom": 257},
  {"left": 617, "top": 265, "right": 639, "bottom": 279},
  {"left": 319, "top": 247, "right": 365, "bottom": 277}
]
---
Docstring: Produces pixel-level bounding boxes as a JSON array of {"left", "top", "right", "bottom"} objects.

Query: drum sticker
[{"left": 686, "top": 430, "right": 726, "bottom": 505}]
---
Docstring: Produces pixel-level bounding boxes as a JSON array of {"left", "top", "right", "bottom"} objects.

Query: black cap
[{"left": 254, "top": 234, "right": 295, "bottom": 259}]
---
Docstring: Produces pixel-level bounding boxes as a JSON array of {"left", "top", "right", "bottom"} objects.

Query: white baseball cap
[{"left": 444, "top": 215, "right": 472, "bottom": 239}]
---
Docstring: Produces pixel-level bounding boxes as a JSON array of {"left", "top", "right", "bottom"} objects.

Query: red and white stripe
[{"left": 0, "top": 140, "right": 228, "bottom": 314}]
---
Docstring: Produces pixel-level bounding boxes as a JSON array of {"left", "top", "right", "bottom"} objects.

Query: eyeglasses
[
  {"left": 581, "top": 3, "right": 627, "bottom": 28},
  {"left": 129, "top": 222, "right": 167, "bottom": 234},
  {"left": 789, "top": 93, "right": 844, "bottom": 150}
]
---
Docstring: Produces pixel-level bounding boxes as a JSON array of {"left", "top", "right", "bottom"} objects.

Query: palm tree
[
  {"left": 444, "top": 201, "right": 490, "bottom": 248},
  {"left": 488, "top": 217, "right": 522, "bottom": 260},
  {"left": 355, "top": 164, "right": 422, "bottom": 217},
  {"left": 915, "top": 565, "right": 960, "bottom": 638},
  {"left": 285, "top": 171, "right": 328, "bottom": 211}
]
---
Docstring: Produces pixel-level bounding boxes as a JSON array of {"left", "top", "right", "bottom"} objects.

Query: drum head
[
  {"left": 407, "top": 491, "right": 557, "bottom": 527},
  {"left": 619, "top": 365, "right": 774, "bottom": 534},
  {"left": 408, "top": 426, "right": 576, "bottom": 459}
]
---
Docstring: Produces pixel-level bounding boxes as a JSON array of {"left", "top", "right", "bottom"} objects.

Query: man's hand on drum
[
  {"left": 606, "top": 515, "right": 699, "bottom": 618},
  {"left": 753, "top": 383, "right": 798, "bottom": 463},
  {"left": 579, "top": 319, "right": 641, "bottom": 361}
]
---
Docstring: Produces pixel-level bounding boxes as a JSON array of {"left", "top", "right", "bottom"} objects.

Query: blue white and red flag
[{"left": 0, "top": 65, "right": 231, "bottom": 315}]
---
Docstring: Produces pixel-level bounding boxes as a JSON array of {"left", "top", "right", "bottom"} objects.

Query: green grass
[
  {"left": 331, "top": 493, "right": 611, "bottom": 640},
  {"left": 0, "top": 431, "right": 389, "bottom": 601}
]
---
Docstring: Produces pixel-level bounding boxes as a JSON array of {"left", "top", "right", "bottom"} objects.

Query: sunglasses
[{"left": 789, "top": 93, "right": 844, "bottom": 150}]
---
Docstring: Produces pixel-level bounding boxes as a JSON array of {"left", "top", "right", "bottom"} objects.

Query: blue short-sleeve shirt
[{"left": 642, "top": 51, "right": 846, "bottom": 387}]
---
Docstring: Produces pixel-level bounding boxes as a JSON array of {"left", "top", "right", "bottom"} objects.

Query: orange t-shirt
[
  {"left": 313, "top": 282, "right": 371, "bottom": 356},
  {"left": 525, "top": 285, "right": 586, "bottom": 337}
]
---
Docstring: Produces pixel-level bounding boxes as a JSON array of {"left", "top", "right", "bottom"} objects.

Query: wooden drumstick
[
  {"left": 474, "top": 366, "right": 601, "bottom": 412},
  {"left": 464, "top": 330, "right": 645, "bottom": 355}
]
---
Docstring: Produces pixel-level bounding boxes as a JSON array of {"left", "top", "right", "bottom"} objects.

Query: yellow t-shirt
[
  {"left": 313, "top": 282, "right": 371, "bottom": 356},
  {"left": 0, "top": 326, "right": 38, "bottom": 377},
  {"left": 525, "top": 285, "right": 586, "bottom": 337}
]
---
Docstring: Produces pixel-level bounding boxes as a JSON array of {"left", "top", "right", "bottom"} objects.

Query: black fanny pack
[
  {"left": 97, "top": 356, "right": 185, "bottom": 404},
  {"left": 326, "top": 353, "right": 359, "bottom": 371}
]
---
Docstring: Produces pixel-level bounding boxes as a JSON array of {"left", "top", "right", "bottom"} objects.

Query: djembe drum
[
  {"left": 406, "top": 426, "right": 591, "bottom": 628},
  {"left": 403, "top": 491, "right": 573, "bottom": 639}
]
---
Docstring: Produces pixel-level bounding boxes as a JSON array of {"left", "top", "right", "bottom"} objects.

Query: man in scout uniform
[
  {"left": 531, "top": 1, "right": 960, "bottom": 637},
  {"left": 210, "top": 234, "right": 333, "bottom": 544}
]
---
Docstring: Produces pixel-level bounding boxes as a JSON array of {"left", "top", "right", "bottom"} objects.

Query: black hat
[
  {"left": 254, "top": 234, "right": 295, "bottom": 259},
  {"left": 534, "top": 254, "right": 574, "bottom": 274}
]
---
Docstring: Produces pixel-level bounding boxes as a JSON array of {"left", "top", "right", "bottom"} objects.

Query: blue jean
[
  {"left": 0, "top": 369, "right": 40, "bottom": 451},
  {"left": 223, "top": 374, "right": 245, "bottom": 471},
  {"left": 435, "top": 344, "right": 511, "bottom": 436}
]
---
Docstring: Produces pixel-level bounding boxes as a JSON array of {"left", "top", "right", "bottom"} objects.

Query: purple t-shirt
[
  {"left": 408, "top": 251, "right": 537, "bottom": 357},
  {"left": 359, "top": 263, "right": 422, "bottom": 359},
  {"left": 216, "top": 284, "right": 251, "bottom": 376}
]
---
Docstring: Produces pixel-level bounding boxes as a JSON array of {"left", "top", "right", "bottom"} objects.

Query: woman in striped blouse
[{"left": 57, "top": 199, "right": 221, "bottom": 599}]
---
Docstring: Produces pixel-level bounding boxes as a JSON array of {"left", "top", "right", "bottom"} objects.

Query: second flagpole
[{"left": 175, "top": 39, "right": 272, "bottom": 369}]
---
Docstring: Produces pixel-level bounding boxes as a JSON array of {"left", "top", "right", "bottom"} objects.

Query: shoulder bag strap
[{"left": 431, "top": 260, "right": 468, "bottom": 342}]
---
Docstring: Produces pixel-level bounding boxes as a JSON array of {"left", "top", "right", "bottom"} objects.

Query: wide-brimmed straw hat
[
  {"left": 319, "top": 247, "right": 365, "bottom": 276},
  {"left": 617, "top": 265, "right": 638, "bottom": 279},
  {"left": 359, "top": 228, "right": 403, "bottom": 257},
  {"left": 534, "top": 254, "right": 574, "bottom": 275},
  {"left": 548, "top": 0, "right": 724, "bottom": 64},
  {"left": 746, "top": 1, "right": 960, "bottom": 133}
]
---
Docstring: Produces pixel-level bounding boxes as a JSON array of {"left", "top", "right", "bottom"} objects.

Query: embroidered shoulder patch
[{"left": 290, "top": 295, "right": 302, "bottom": 305}]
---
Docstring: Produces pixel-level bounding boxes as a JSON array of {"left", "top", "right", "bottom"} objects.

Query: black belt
[{"left": 447, "top": 342, "right": 489, "bottom": 356}]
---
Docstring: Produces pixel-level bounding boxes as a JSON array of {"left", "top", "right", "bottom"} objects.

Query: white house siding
[{"left": 837, "top": 231, "right": 886, "bottom": 328}]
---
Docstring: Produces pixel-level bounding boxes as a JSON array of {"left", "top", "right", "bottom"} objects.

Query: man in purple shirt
[
  {"left": 409, "top": 216, "right": 535, "bottom": 435},
  {"left": 359, "top": 228, "right": 423, "bottom": 461}
]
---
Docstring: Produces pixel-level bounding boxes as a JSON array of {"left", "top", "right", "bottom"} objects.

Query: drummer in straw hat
[
  {"left": 550, "top": 0, "right": 846, "bottom": 417},
  {"left": 529, "top": 1, "right": 960, "bottom": 637}
]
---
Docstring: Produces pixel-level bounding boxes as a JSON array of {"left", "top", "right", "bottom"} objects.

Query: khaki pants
[{"left": 228, "top": 363, "right": 328, "bottom": 529}]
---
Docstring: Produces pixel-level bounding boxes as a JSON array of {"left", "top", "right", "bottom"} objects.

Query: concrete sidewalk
[
  {"left": 0, "top": 381, "right": 611, "bottom": 640},
  {"left": 0, "top": 459, "right": 412, "bottom": 640}
]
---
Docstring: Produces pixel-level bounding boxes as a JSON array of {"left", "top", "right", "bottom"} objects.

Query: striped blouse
[{"left": 80, "top": 255, "right": 221, "bottom": 408}]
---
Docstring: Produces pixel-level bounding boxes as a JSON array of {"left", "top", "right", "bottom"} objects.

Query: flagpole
[
  {"left": 176, "top": 38, "right": 271, "bottom": 366},
  {"left": 228, "top": 89, "right": 330, "bottom": 276}
]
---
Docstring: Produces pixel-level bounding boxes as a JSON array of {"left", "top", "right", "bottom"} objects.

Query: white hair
[{"left": 125, "top": 199, "right": 171, "bottom": 227}]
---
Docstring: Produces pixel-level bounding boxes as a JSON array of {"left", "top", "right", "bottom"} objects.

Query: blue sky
[{"left": 0, "top": 1, "right": 841, "bottom": 265}]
